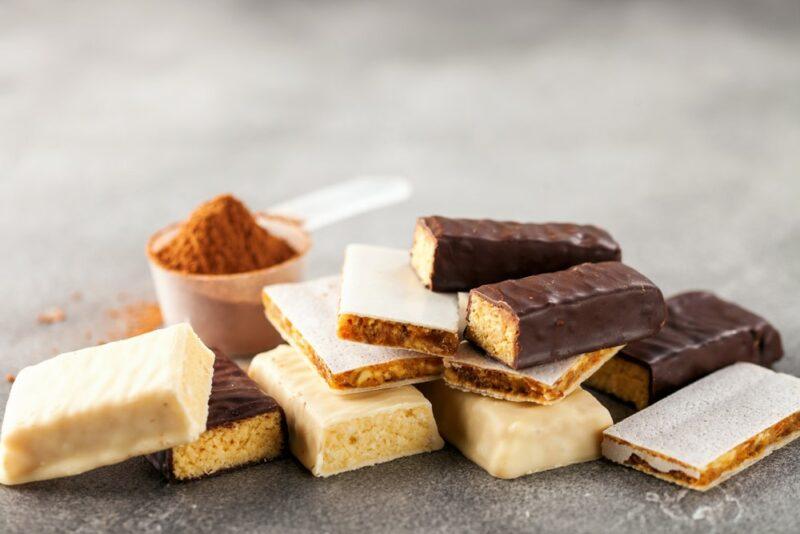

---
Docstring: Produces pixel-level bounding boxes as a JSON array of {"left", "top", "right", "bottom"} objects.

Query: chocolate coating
[
  {"left": 621, "top": 291, "right": 784, "bottom": 403},
  {"left": 146, "top": 350, "right": 282, "bottom": 481},
  {"left": 469, "top": 262, "right": 666, "bottom": 369},
  {"left": 419, "top": 216, "right": 621, "bottom": 291}
]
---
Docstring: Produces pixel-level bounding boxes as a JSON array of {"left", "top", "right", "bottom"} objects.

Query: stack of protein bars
[
  {"left": 253, "top": 215, "right": 800, "bottom": 489},
  {"left": 254, "top": 216, "right": 657, "bottom": 480}
]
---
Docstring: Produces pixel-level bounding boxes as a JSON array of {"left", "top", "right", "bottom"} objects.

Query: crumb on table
[{"left": 37, "top": 307, "right": 66, "bottom": 324}]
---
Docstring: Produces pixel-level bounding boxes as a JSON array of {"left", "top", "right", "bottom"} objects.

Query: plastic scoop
[{"left": 146, "top": 177, "right": 412, "bottom": 356}]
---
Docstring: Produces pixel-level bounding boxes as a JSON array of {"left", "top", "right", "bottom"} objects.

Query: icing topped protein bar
[
  {"left": 338, "top": 244, "right": 460, "bottom": 356},
  {"left": 466, "top": 262, "right": 666, "bottom": 369},
  {"left": 588, "top": 291, "right": 784, "bottom": 409},
  {"left": 263, "top": 276, "right": 442, "bottom": 392},
  {"left": 411, "top": 216, "right": 621, "bottom": 291},
  {"left": 603, "top": 363, "right": 800, "bottom": 491},
  {"left": 444, "top": 342, "right": 623, "bottom": 404}
]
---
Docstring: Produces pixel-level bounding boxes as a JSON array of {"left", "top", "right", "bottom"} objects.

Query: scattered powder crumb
[
  {"left": 38, "top": 307, "right": 66, "bottom": 324},
  {"left": 5, "top": 374, "right": 15, "bottom": 383},
  {"left": 70, "top": 291, "right": 83, "bottom": 302},
  {"left": 106, "top": 301, "right": 163, "bottom": 340}
]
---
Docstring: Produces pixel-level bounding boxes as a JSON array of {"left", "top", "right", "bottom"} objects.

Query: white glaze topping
[
  {"left": 339, "top": 244, "right": 459, "bottom": 332},
  {"left": 248, "top": 345, "right": 443, "bottom": 477},
  {"left": 603, "top": 363, "right": 800, "bottom": 471},
  {"left": 0, "top": 324, "right": 215, "bottom": 485},
  {"left": 419, "top": 381, "right": 612, "bottom": 479},
  {"left": 263, "top": 276, "right": 435, "bottom": 375}
]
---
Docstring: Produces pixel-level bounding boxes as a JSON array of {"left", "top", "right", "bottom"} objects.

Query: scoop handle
[{"left": 268, "top": 176, "right": 412, "bottom": 231}]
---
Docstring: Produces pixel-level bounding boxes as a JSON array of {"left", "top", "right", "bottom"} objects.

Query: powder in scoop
[{"left": 156, "top": 194, "right": 295, "bottom": 275}]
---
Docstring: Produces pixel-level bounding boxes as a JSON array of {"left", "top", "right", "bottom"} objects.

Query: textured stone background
[{"left": 1, "top": 0, "right": 799, "bottom": 532}]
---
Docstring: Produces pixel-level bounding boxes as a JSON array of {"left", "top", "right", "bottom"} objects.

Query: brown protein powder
[{"left": 156, "top": 194, "right": 295, "bottom": 275}]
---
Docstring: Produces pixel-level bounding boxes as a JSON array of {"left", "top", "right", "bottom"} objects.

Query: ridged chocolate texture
[
  {"left": 470, "top": 262, "right": 666, "bottom": 369},
  {"left": 146, "top": 350, "right": 281, "bottom": 481},
  {"left": 620, "top": 291, "right": 784, "bottom": 403},
  {"left": 419, "top": 216, "right": 621, "bottom": 291}
]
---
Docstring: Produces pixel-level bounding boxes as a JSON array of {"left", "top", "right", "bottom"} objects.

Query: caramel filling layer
[
  {"left": 337, "top": 314, "right": 458, "bottom": 357},
  {"left": 445, "top": 346, "right": 619, "bottom": 404},
  {"left": 606, "top": 410, "right": 800, "bottom": 490},
  {"left": 263, "top": 294, "right": 442, "bottom": 390}
]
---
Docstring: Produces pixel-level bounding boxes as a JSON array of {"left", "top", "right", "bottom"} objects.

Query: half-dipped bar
[
  {"left": 411, "top": 216, "right": 621, "bottom": 292},
  {"left": 263, "top": 276, "right": 442, "bottom": 392},
  {"left": 248, "top": 345, "right": 443, "bottom": 477},
  {"left": 338, "top": 244, "right": 460, "bottom": 356},
  {"left": 466, "top": 262, "right": 666, "bottom": 369},
  {"left": 0, "top": 324, "right": 214, "bottom": 485},
  {"left": 147, "top": 351, "right": 284, "bottom": 481},
  {"left": 420, "top": 380, "right": 611, "bottom": 479},
  {"left": 603, "top": 363, "right": 800, "bottom": 491},
  {"left": 588, "top": 291, "right": 784, "bottom": 409},
  {"left": 444, "top": 342, "right": 623, "bottom": 404}
]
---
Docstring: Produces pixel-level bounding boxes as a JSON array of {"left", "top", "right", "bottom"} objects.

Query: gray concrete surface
[{"left": 1, "top": 0, "right": 799, "bottom": 532}]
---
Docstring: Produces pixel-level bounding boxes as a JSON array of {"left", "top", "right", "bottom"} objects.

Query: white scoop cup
[{"left": 146, "top": 177, "right": 412, "bottom": 356}]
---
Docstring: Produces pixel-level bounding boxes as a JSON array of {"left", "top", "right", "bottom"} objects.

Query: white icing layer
[
  {"left": 263, "top": 276, "right": 436, "bottom": 377},
  {"left": 603, "top": 363, "right": 800, "bottom": 471},
  {"left": 339, "top": 244, "right": 459, "bottom": 332},
  {"left": 0, "top": 324, "right": 215, "bottom": 485},
  {"left": 419, "top": 381, "right": 612, "bottom": 479}
]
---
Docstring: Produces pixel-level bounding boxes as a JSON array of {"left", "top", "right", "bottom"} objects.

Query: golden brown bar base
[
  {"left": 171, "top": 411, "right": 284, "bottom": 481},
  {"left": 263, "top": 294, "right": 443, "bottom": 390},
  {"left": 586, "top": 356, "right": 651, "bottom": 410},
  {"left": 444, "top": 346, "right": 621, "bottom": 404},
  {"left": 465, "top": 293, "right": 520, "bottom": 367},
  {"left": 410, "top": 222, "right": 437, "bottom": 289},
  {"left": 337, "top": 314, "right": 459, "bottom": 357},
  {"left": 605, "top": 411, "right": 800, "bottom": 491}
]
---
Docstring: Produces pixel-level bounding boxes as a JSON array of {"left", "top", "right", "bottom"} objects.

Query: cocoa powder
[{"left": 156, "top": 194, "right": 295, "bottom": 275}]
